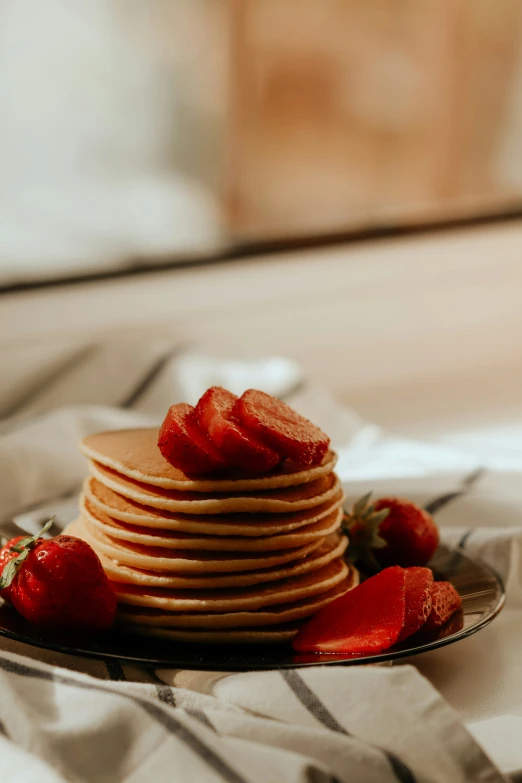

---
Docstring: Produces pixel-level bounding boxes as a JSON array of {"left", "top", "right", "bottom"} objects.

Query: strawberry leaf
[
  {"left": 372, "top": 533, "right": 388, "bottom": 550},
  {"left": 343, "top": 495, "right": 390, "bottom": 572},
  {"left": 353, "top": 491, "right": 372, "bottom": 517},
  {"left": 0, "top": 548, "right": 31, "bottom": 589},
  {"left": 0, "top": 518, "right": 54, "bottom": 591}
]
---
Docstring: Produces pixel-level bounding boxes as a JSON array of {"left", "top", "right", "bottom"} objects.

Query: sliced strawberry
[
  {"left": 292, "top": 566, "right": 406, "bottom": 654},
  {"left": 233, "top": 389, "right": 329, "bottom": 467},
  {"left": 158, "top": 403, "right": 229, "bottom": 475},
  {"left": 423, "top": 581, "right": 462, "bottom": 631},
  {"left": 195, "top": 387, "right": 280, "bottom": 474},
  {"left": 397, "top": 567, "right": 433, "bottom": 641},
  {"left": 424, "top": 608, "right": 464, "bottom": 640}
]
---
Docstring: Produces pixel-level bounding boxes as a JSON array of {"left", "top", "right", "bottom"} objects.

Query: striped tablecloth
[{"left": 1, "top": 346, "right": 520, "bottom": 782}]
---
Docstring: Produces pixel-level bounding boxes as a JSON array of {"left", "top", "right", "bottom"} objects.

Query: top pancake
[{"left": 80, "top": 428, "right": 337, "bottom": 492}]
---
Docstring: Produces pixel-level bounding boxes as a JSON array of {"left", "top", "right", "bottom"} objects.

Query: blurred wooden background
[
  {"left": 3, "top": 0, "right": 522, "bottom": 284},
  {"left": 226, "top": 0, "right": 522, "bottom": 240}
]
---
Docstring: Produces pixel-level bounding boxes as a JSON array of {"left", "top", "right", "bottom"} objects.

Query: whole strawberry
[
  {"left": 344, "top": 493, "right": 439, "bottom": 570},
  {"left": 0, "top": 535, "right": 27, "bottom": 603},
  {"left": 0, "top": 520, "right": 117, "bottom": 630}
]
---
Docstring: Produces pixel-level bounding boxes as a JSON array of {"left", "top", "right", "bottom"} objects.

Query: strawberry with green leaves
[
  {"left": 0, "top": 520, "right": 117, "bottom": 630},
  {"left": 344, "top": 493, "right": 439, "bottom": 571}
]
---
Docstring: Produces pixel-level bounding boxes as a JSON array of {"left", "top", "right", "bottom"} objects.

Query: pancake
[
  {"left": 66, "top": 517, "right": 325, "bottom": 573},
  {"left": 78, "top": 423, "right": 347, "bottom": 645},
  {"left": 80, "top": 494, "right": 343, "bottom": 552},
  {"left": 116, "top": 575, "right": 356, "bottom": 629},
  {"left": 89, "top": 461, "right": 340, "bottom": 515},
  {"left": 81, "top": 428, "right": 337, "bottom": 492},
  {"left": 98, "top": 533, "right": 348, "bottom": 589},
  {"left": 113, "top": 559, "right": 348, "bottom": 612},
  {"left": 85, "top": 476, "right": 344, "bottom": 536},
  {"left": 119, "top": 624, "right": 300, "bottom": 644}
]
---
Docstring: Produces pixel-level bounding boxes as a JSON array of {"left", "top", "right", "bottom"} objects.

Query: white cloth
[
  {"left": 0, "top": 2, "right": 224, "bottom": 285},
  {"left": 0, "top": 347, "right": 519, "bottom": 782}
]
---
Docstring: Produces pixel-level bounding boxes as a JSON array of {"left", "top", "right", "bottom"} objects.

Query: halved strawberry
[
  {"left": 158, "top": 403, "right": 229, "bottom": 475},
  {"left": 233, "top": 389, "right": 329, "bottom": 467},
  {"left": 292, "top": 566, "right": 406, "bottom": 654},
  {"left": 398, "top": 567, "right": 433, "bottom": 642},
  {"left": 195, "top": 387, "right": 280, "bottom": 474},
  {"left": 423, "top": 581, "right": 462, "bottom": 631}
]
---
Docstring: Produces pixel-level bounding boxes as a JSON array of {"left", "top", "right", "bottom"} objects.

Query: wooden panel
[{"left": 226, "top": 0, "right": 522, "bottom": 239}]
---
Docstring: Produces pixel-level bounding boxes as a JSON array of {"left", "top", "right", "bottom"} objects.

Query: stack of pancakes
[{"left": 67, "top": 428, "right": 356, "bottom": 644}]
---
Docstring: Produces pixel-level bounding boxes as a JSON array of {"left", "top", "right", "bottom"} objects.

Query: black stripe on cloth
[
  {"left": 424, "top": 467, "right": 485, "bottom": 515},
  {"left": 0, "top": 655, "right": 248, "bottom": 783},
  {"left": 120, "top": 345, "right": 186, "bottom": 409},
  {"left": 461, "top": 467, "right": 486, "bottom": 489},
  {"left": 2, "top": 512, "right": 65, "bottom": 543},
  {"left": 281, "top": 670, "right": 345, "bottom": 733},
  {"left": 185, "top": 709, "right": 217, "bottom": 733},
  {"left": 7, "top": 485, "right": 79, "bottom": 528},
  {"left": 105, "top": 661, "right": 127, "bottom": 681},
  {"left": 281, "top": 670, "right": 417, "bottom": 783},
  {"left": 1, "top": 345, "right": 96, "bottom": 420},
  {"left": 156, "top": 684, "right": 176, "bottom": 707},
  {"left": 424, "top": 491, "right": 462, "bottom": 515},
  {"left": 305, "top": 765, "right": 342, "bottom": 783},
  {"left": 443, "top": 528, "right": 475, "bottom": 579},
  {"left": 0, "top": 521, "right": 28, "bottom": 544},
  {"left": 458, "top": 529, "right": 474, "bottom": 550}
]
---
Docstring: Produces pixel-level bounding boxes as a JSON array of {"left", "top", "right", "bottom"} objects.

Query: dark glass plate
[{"left": 0, "top": 544, "right": 505, "bottom": 670}]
